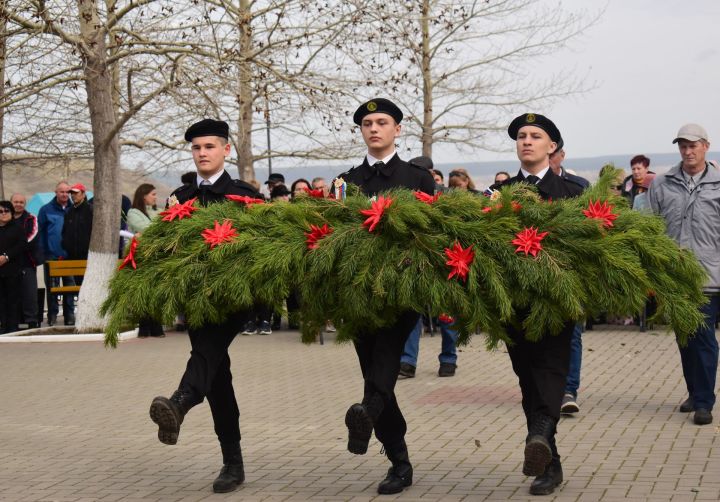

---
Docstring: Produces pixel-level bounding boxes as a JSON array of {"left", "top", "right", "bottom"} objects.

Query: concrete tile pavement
[{"left": 0, "top": 327, "right": 718, "bottom": 501}]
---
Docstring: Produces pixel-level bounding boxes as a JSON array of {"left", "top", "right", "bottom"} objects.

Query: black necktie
[
  {"left": 373, "top": 161, "right": 385, "bottom": 175},
  {"left": 525, "top": 175, "right": 540, "bottom": 185}
]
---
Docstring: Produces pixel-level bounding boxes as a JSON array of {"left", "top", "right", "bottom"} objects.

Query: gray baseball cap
[{"left": 673, "top": 123, "right": 709, "bottom": 144}]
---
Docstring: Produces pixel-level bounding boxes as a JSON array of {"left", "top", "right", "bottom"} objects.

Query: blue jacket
[{"left": 38, "top": 197, "right": 70, "bottom": 260}]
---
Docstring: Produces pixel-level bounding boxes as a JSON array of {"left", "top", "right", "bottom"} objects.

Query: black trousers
[
  {"left": 353, "top": 311, "right": 420, "bottom": 451},
  {"left": 178, "top": 313, "right": 245, "bottom": 445},
  {"left": 0, "top": 273, "right": 22, "bottom": 333},
  {"left": 506, "top": 321, "right": 574, "bottom": 425}
]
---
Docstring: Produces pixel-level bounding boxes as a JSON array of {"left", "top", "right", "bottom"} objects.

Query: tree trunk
[
  {"left": 0, "top": 2, "right": 7, "bottom": 199},
  {"left": 76, "top": 0, "right": 121, "bottom": 332},
  {"left": 420, "top": 0, "right": 433, "bottom": 159},
  {"left": 235, "top": 0, "right": 254, "bottom": 181}
]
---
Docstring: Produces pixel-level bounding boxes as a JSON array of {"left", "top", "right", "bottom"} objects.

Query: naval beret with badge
[
  {"left": 184, "top": 119, "right": 230, "bottom": 142},
  {"left": 508, "top": 113, "right": 562, "bottom": 145},
  {"left": 353, "top": 98, "right": 403, "bottom": 125}
]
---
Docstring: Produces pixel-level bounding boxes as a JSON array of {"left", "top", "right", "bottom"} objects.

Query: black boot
[
  {"left": 523, "top": 414, "right": 556, "bottom": 476},
  {"left": 345, "top": 393, "right": 384, "bottom": 454},
  {"left": 149, "top": 390, "right": 191, "bottom": 445},
  {"left": 212, "top": 443, "right": 245, "bottom": 493},
  {"left": 529, "top": 456, "right": 563, "bottom": 495},
  {"left": 377, "top": 442, "right": 413, "bottom": 495}
]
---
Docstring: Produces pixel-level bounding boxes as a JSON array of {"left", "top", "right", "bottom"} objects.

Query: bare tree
[
  {"left": 155, "top": 0, "right": 371, "bottom": 180},
  {"left": 1, "top": 0, "right": 192, "bottom": 330},
  {"left": 343, "top": 0, "right": 598, "bottom": 159}
]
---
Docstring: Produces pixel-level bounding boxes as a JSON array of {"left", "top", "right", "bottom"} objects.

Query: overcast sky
[{"left": 460, "top": 0, "right": 720, "bottom": 163}]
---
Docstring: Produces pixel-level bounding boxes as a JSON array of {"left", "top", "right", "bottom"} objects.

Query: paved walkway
[{"left": 1, "top": 327, "right": 718, "bottom": 501}]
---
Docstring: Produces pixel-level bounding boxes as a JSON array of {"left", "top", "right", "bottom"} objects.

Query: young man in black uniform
[
  {"left": 149, "top": 119, "right": 261, "bottom": 494},
  {"left": 492, "top": 113, "right": 583, "bottom": 496},
  {"left": 338, "top": 98, "right": 435, "bottom": 495}
]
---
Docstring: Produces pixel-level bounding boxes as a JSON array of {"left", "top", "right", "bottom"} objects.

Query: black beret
[
  {"left": 184, "top": 119, "right": 229, "bottom": 142},
  {"left": 353, "top": 98, "right": 403, "bottom": 125},
  {"left": 409, "top": 156, "right": 433, "bottom": 170},
  {"left": 265, "top": 173, "right": 285, "bottom": 185},
  {"left": 508, "top": 113, "right": 561, "bottom": 145}
]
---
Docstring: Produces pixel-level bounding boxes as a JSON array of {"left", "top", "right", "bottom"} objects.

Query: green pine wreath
[{"left": 102, "top": 169, "right": 707, "bottom": 348}]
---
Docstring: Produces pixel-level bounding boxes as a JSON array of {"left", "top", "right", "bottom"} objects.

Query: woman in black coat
[{"left": 0, "top": 200, "right": 28, "bottom": 333}]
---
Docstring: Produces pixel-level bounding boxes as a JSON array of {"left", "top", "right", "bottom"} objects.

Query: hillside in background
[{"left": 2, "top": 158, "right": 174, "bottom": 202}]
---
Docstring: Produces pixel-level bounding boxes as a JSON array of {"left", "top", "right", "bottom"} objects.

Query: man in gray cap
[{"left": 649, "top": 123, "right": 719, "bottom": 426}]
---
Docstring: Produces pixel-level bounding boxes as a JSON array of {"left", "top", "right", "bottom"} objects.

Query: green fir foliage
[{"left": 102, "top": 169, "right": 707, "bottom": 349}]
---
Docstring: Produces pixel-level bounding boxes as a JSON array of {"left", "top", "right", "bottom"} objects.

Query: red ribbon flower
[
  {"left": 438, "top": 313, "right": 455, "bottom": 324},
  {"left": 303, "top": 188, "right": 326, "bottom": 198},
  {"left": 360, "top": 195, "right": 394, "bottom": 232},
  {"left": 202, "top": 220, "right": 239, "bottom": 249},
  {"left": 444, "top": 242, "right": 475, "bottom": 282},
  {"left": 225, "top": 194, "right": 265, "bottom": 206},
  {"left": 582, "top": 200, "right": 618, "bottom": 228},
  {"left": 512, "top": 227, "right": 548, "bottom": 257},
  {"left": 118, "top": 236, "right": 138, "bottom": 270},
  {"left": 305, "top": 223, "right": 333, "bottom": 250},
  {"left": 414, "top": 191, "right": 441, "bottom": 204},
  {"left": 160, "top": 197, "right": 199, "bottom": 221}
]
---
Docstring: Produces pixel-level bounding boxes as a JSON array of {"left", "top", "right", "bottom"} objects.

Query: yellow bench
[{"left": 46, "top": 260, "right": 87, "bottom": 295}]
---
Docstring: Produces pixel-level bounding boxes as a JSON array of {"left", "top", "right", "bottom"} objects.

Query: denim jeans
[
  {"left": 679, "top": 294, "right": 719, "bottom": 411},
  {"left": 564, "top": 322, "right": 583, "bottom": 398},
  {"left": 401, "top": 317, "right": 459, "bottom": 367}
]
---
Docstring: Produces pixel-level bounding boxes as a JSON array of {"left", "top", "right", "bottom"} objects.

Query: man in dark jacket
[
  {"left": 11, "top": 193, "right": 41, "bottom": 328},
  {"left": 492, "top": 113, "right": 583, "bottom": 496},
  {"left": 149, "top": 119, "right": 261, "bottom": 494},
  {"left": 62, "top": 183, "right": 93, "bottom": 260},
  {"left": 337, "top": 98, "right": 435, "bottom": 496}
]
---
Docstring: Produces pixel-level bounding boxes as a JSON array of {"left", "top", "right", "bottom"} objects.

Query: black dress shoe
[
  {"left": 694, "top": 408, "right": 713, "bottom": 425},
  {"left": 438, "top": 362, "right": 456, "bottom": 377},
  {"left": 398, "top": 363, "right": 416, "bottom": 378},
  {"left": 64, "top": 314, "right": 75, "bottom": 326},
  {"left": 212, "top": 463, "right": 245, "bottom": 493},
  {"left": 27, "top": 322, "right": 39, "bottom": 329},
  {"left": 377, "top": 447, "right": 413, "bottom": 495},
  {"left": 47, "top": 316, "right": 56, "bottom": 327},
  {"left": 529, "top": 457, "right": 563, "bottom": 495},
  {"left": 345, "top": 403, "right": 373, "bottom": 454},
  {"left": 679, "top": 396, "right": 693, "bottom": 413}
]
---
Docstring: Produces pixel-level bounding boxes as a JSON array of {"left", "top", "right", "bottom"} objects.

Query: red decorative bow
[
  {"left": 512, "top": 227, "right": 548, "bottom": 257},
  {"left": 360, "top": 195, "right": 394, "bottom": 232},
  {"left": 482, "top": 201, "right": 522, "bottom": 213},
  {"left": 305, "top": 223, "right": 333, "bottom": 250},
  {"left": 414, "top": 191, "right": 441, "bottom": 204},
  {"left": 438, "top": 313, "right": 455, "bottom": 324},
  {"left": 303, "top": 188, "right": 326, "bottom": 198},
  {"left": 118, "top": 236, "right": 138, "bottom": 270},
  {"left": 444, "top": 242, "right": 475, "bottom": 282},
  {"left": 225, "top": 194, "right": 265, "bottom": 206},
  {"left": 582, "top": 200, "right": 618, "bottom": 228},
  {"left": 160, "top": 197, "right": 199, "bottom": 221},
  {"left": 202, "top": 220, "right": 239, "bottom": 249}
]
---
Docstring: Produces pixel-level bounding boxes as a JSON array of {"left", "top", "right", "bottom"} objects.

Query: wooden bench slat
[
  {"left": 48, "top": 267, "right": 87, "bottom": 277},
  {"left": 51, "top": 286, "right": 82, "bottom": 294}
]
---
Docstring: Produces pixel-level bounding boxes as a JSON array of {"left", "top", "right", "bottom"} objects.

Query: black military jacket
[
  {"left": 170, "top": 170, "right": 261, "bottom": 207},
  {"left": 337, "top": 153, "right": 436, "bottom": 196},
  {"left": 492, "top": 169, "right": 584, "bottom": 201}
]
